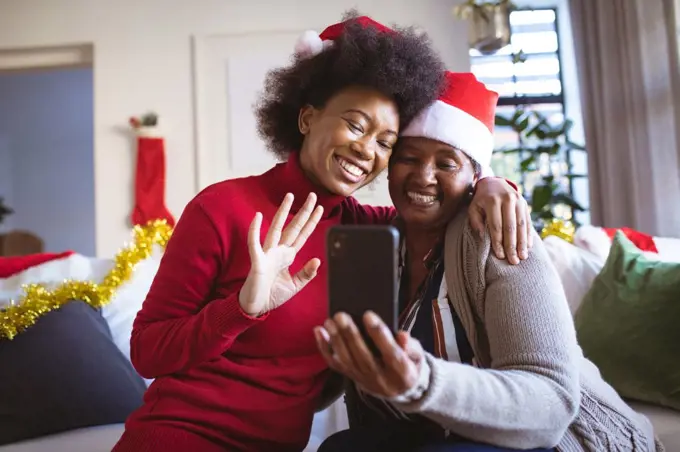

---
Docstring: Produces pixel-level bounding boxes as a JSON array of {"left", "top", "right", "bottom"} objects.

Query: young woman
[
  {"left": 315, "top": 72, "right": 659, "bottom": 452},
  {"left": 113, "top": 16, "right": 532, "bottom": 452}
]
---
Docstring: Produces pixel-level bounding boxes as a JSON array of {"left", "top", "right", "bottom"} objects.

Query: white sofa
[
  {"left": 544, "top": 231, "right": 680, "bottom": 450},
  {"left": 1, "top": 231, "right": 678, "bottom": 452},
  {"left": 0, "top": 406, "right": 349, "bottom": 452},
  {"left": 628, "top": 402, "right": 680, "bottom": 451}
]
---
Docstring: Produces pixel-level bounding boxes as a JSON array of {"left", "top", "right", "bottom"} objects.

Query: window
[{"left": 470, "top": 8, "right": 588, "bottom": 224}]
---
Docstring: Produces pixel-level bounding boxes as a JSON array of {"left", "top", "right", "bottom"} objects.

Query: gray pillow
[{"left": 0, "top": 300, "right": 146, "bottom": 445}]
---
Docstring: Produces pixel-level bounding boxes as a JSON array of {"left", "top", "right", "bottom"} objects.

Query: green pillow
[{"left": 575, "top": 231, "right": 680, "bottom": 411}]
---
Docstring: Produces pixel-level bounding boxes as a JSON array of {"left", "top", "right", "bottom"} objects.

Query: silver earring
[{"left": 467, "top": 184, "right": 475, "bottom": 201}]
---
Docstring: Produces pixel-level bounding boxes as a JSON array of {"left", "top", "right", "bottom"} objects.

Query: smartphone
[{"left": 326, "top": 225, "right": 401, "bottom": 355}]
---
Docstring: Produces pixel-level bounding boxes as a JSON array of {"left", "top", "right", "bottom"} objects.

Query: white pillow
[
  {"left": 573, "top": 225, "right": 612, "bottom": 262},
  {"left": 543, "top": 236, "right": 606, "bottom": 315},
  {"left": 652, "top": 236, "right": 680, "bottom": 262},
  {"left": 0, "top": 248, "right": 161, "bottom": 386},
  {"left": 100, "top": 246, "right": 163, "bottom": 386}
]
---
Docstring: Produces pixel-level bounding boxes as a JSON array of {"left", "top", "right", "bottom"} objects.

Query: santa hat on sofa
[
  {"left": 401, "top": 72, "right": 499, "bottom": 175},
  {"left": 294, "top": 16, "right": 394, "bottom": 59},
  {"left": 0, "top": 251, "right": 75, "bottom": 279},
  {"left": 574, "top": 225, "right": 665, "bottom": 260}
]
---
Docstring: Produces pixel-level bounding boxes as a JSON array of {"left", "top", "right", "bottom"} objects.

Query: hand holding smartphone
[{"left": 326, "top": 225, "right": 400, "bottom": 355}]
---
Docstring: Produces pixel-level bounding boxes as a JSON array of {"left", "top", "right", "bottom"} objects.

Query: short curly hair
[{"left": 255, "top": 11, "right": 445, "bottom": 159}]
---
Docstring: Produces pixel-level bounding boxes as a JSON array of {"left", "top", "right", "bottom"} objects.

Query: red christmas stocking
[{"left": 131, "top": 132, "right": 175, "bottom": 227}]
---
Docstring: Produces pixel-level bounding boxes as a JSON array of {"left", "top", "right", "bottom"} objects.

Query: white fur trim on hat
[
  {"left": 294, "top": 30, "right": 324, "bottom": 58},
  {"left": 401, "top": 100, "right": 494, "bottom": 168}
]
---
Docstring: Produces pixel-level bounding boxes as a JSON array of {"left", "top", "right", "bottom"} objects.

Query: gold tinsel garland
[
  {"left": 540, "top": 218, "right": 576, "bottom": 243},
  {"left": 0, "top": 220, "right": 173, "bottom": 341}
]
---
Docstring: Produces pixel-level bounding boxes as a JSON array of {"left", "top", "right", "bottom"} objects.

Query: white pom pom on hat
[
  {"left": 293, "top": 16, "right": 395, "bottom": 59},
  {"left": 294, "top": 30, "right": 324, "bottom": 58}
]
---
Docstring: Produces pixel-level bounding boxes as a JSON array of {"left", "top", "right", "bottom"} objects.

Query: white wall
[
  {"left": 676, "top": 0, "right": 680, "bottom": 61},
  {"left": 0, "top": 68, "right": 96, "bottom": 255},
  {"left": 0, "top": 0, "right": 470, "bottom": 257},
  {"left": 0, "top": 134, "right": 12, "bottom": 233}
]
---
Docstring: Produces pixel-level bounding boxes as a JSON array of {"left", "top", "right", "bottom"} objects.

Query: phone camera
[{"left": 328, "top": 233, "right": 345, "bottom": 258}]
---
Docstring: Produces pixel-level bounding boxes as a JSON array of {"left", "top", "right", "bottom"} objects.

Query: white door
[{"left": 192, "top": 30, "right": 392, "bottom": 206}]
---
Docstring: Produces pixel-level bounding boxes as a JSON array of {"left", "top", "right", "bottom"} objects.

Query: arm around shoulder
[
  {"left": 341, "top": 197, "right": 396, "bottom": 225},
  {"left": 130, "top": 198, "right": 266, "bottom": 379},
  {"left": 392, "top": 220, "right": 580, "bottom": 449}
]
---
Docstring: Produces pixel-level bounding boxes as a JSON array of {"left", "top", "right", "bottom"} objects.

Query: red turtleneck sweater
[{"left": 113, "top": 154, "right": 394, "bottom": 452}]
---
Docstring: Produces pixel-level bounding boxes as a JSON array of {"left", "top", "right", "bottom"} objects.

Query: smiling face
[
  {"left": 298, "top": 86, "right": 399, "bottom": 197},
  {"left": 388, "top": 136, "right": 478, "bottom": 231}
]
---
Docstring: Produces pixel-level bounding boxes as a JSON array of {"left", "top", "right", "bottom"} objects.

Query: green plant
[
  {"left": 0, "top": 197, "right": 13, "bottom": 225},
  {"left": 494, "top": 108, "right": 586, "bottom": 228}
]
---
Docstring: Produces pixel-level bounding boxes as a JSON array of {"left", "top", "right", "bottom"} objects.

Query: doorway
[{"left": 0, "top": 44, "right": 95, "bottom": 256}]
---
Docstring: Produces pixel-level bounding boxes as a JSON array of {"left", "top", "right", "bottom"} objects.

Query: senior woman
[{"left": 315, "top": 72, "right": 660, "bottom": 452}]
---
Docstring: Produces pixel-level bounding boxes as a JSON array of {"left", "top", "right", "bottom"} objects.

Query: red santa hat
[
  {"left": 294, "top": 16, "right": 394, "bottom": 59},
  {"left": 401, "top": 72, "right": 499, "bottom": 174},
  {"left": 0, "top": 251, "right": 75, "bottom": 279},
  {"left": 574, "top": 225, "right": 662, "bottom": 261}
]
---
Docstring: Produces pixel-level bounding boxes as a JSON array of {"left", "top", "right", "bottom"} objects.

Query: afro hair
[{"left": 255, "top": 11, "right": 446, "bottom": 160}]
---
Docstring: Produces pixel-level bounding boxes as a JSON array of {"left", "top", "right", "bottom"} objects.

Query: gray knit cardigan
[{"left": 390, "top": 212, "right": 662, "bottom": 452}]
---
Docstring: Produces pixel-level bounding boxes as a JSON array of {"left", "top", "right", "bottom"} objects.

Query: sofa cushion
[
  {"left": 0, "top": 301, "right": 146, "bottom": 445},
  {"left": 0, "top": 424, "right": 125, "bottom": 452},
  {"left": 543, "top": 236, "right": 605, "bottom": 315},
  {"left": 575, "top": 231, "right": 680, "bottom": 412},
  {"left": 629, "top": 401, "right": 680, "bottom": 451},
  {"left": 101, "top": 248, "right": 161, "bottom": 371}
]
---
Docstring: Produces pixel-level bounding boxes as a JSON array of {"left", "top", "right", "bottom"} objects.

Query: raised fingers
[
  {"left": 291, "top": 258, "right": 321, "bottom": 292},
  {"left": 292, "top": 205, "right": 324, "bottom": 251},
  {"left": 247, "top": 212, "right": 263, "bottom": 261},
  {"left": 263, "top": 193, "right": 294, "bottom": 251},
  {"left": 280, "top": 193, "right": 317, "bottom": 247}
]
